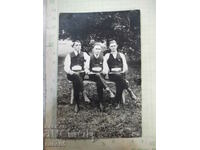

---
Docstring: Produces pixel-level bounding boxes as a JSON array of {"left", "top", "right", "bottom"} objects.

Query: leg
[
  {"left": 110, "top": 73, "right": 137, "bottom": 101},
  {"left": 89, "top": 74, "right": 104, "bottom": 111},
  {"left": 115, "top": 82, "right": 123, "bottom": 103},
  {"left": 124, "top": 78, "right": 137, "bottom": 100},
  {"left": 109, "top": 74, "right": 126, "bottom": 108},
  {"left": 67, "top": 73, "right": 84, "bottom": 112},
  {"left": 122, "top": 90, "right": 126, "bottom": 104},
  {"left": 79, "top": 73, "right": 90, "bottom": 102},
  {"left": 97, "top": 74, "right": 115, "bottom": 98},
  {"left": 127, "top": 87, "right": 137, "bottom": 100},
  {"left": 70, "top": 87, "right": 74, "bottom": 104},
  {"left": 96, "top": 83, "right": 104, "bottom": 111}
]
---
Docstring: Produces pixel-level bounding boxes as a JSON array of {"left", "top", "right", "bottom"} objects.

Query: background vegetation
[
  {"left": 57, "top": 10, "right": 141, "bottom": 139},
  {"left": 59, "top": 10, "right": 141, "bottom": 65}
]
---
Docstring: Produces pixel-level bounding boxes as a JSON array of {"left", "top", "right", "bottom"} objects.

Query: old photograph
[{"left": 56, "top": 10, "right": 141, "bottom": 139}]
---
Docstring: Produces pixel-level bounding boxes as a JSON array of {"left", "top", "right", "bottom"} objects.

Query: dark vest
[
  {"left": 70, "top": 51, "right": 85, "bottom": 71},
  {"left": 89, "top": 54, "right": 103, "bottom": 73},
  {"left": 107, "top": 53, "right": 123, "bottom": 72}
]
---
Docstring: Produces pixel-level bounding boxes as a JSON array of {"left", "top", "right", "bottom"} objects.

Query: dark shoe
[{"left": 74, "top": 104, "right": 80, "bottom": 113}]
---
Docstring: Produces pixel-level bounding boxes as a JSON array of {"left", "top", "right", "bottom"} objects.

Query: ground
[{"left": 57, "top": 57, "right": 142, "bottom": 139}]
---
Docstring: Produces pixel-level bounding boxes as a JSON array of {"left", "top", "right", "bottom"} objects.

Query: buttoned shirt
[{"left": 94, "top": 53, "right": 100, "bottom": 58}]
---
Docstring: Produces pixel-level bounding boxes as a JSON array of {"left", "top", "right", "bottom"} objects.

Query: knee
[
  {"left": 73, "top": 73, "right": 80, "bottom": 79},
  {"left": 115, "top": 82, "right": 121, "bottom": 90},
  {"left": 95, "top": 74, "right": 101, "bottom": 79},
  {"left": 74, "top": 74, "right": 83, "bottom": 82},
  {"left": 94, "top": 75, "right": 101, "bottom": 82}
]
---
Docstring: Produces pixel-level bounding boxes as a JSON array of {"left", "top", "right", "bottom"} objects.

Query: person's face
[
  {"left": 93, "top": 45, "right": 101, "bottom": 56},
  {"left": 73, "top": 42, "right": 81, "bottom": 52},
  {"left": 109, "top": 43, "right": 118, "bottom": 52}
]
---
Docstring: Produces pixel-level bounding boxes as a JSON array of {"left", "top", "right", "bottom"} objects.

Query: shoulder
[
  {"left": 104, "top": 53, "right": 110, "bottom": 59},
  {"left": 83, "top": 52, "right": 89, "bottom": 57},
  {"left": 64, "top": 54, "right": 70, "bottom": 64},
  {"left": 118, "top": 52, "right": 126, "bottom": 59},
  {"left": 65, "top": 53, "right": 71, "bottom": 59},
  {"left": 83, "top": 52, "right": 90, "bottom": 60},
  {"left": 89, "top": 53, "right": 94, "bottom": 57},
  {"left": 118, "top": 52, "right": 125, "bottom": 57}
]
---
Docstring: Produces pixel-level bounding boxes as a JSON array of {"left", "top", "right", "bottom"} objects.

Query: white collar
[
  {"left": 94, "top": 54, "right": 100, "bottom": 58},
  {"left": 111, "top": 52, "right": 117, "bottom": 58},
  {"left": 74, "top": 50, "right": 80, "bottom": 56}
]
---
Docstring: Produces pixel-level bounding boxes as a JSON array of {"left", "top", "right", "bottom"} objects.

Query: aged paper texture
[{"left": 44, "top": 0, "right": 155, "bottom": 149}]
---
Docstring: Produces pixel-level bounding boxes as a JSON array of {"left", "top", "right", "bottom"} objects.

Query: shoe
[
  {"left": 115, "top": 103, "right": 120, "bottom": 110},
  {"left": 74, "top": 104, "right": 80, "bottom": 113}
]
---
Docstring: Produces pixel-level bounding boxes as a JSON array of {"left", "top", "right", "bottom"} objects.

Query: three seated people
[{"left": 64, "top": 40, "right": 137, "bottom": 113}]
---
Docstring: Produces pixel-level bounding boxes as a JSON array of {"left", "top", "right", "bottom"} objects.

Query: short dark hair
[
  {"left": 109, "top": 40, "right": 117, "bottom": 46},
  {"left": 72, "top": 40, "right": 81, "bottom": 47}
]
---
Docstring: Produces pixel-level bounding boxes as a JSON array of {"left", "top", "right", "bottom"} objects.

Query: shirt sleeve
[
  {"left": 120, "top": 53, "right": 128, "bottom": 72},
  {"left": 83, "top": 52, "right": 90, "bottom": 72},
  {"left": 64, "top": 54, "right": 72, "bottom": 74},
  {"left": 102, "top": 53, "right": 110, "bottom": 74}
]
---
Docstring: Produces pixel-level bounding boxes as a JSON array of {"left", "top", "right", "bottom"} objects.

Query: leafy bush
[{"left": 59, "top": 10, "right": 141, "bottom": 64}]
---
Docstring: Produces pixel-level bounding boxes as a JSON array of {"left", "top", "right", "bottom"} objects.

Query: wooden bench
[{"left": 68, "top": 80, "right": 126, "bottom": 104}]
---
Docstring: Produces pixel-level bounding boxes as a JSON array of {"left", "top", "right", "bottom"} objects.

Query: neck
[
  {"left": 94, "top": 53, "right": 99, "bottom": 57},
  {"left": 74, "top": 50, "right": 80, "bottom": 54},
  {"left": 111, "top": 51, "right": 117, "bottom": 54}
]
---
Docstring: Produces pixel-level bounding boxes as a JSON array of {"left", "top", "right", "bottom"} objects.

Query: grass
[{"left": 57, "top": 57, "right": 142, "bottom": 139}]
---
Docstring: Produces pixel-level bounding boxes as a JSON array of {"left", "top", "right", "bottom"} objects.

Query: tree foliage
[{"left": 59, "top": 10, "right": 141, "bottom": 65}]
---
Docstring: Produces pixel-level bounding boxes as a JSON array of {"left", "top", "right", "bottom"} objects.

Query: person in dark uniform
[
  {"left": 87, "top": 43, "right": 115, "bottom": 111},
  {"left": 64, "top": 40, "right": 90, "bottom": 113},
  {"left": 103, "top": 40, "right": 137, "bottom": 109}
]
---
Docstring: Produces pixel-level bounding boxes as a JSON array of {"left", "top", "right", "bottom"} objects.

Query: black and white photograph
[{"left": 56, "top": 10, "right": 141, "bottom": 139}]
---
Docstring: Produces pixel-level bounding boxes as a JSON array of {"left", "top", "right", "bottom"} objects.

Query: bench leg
[
  {"left": 70, "top": 88, "right": 74, "bottom": 104},
  {"left": 122, "top": 90, "right": 126, "bottom": 104}
]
